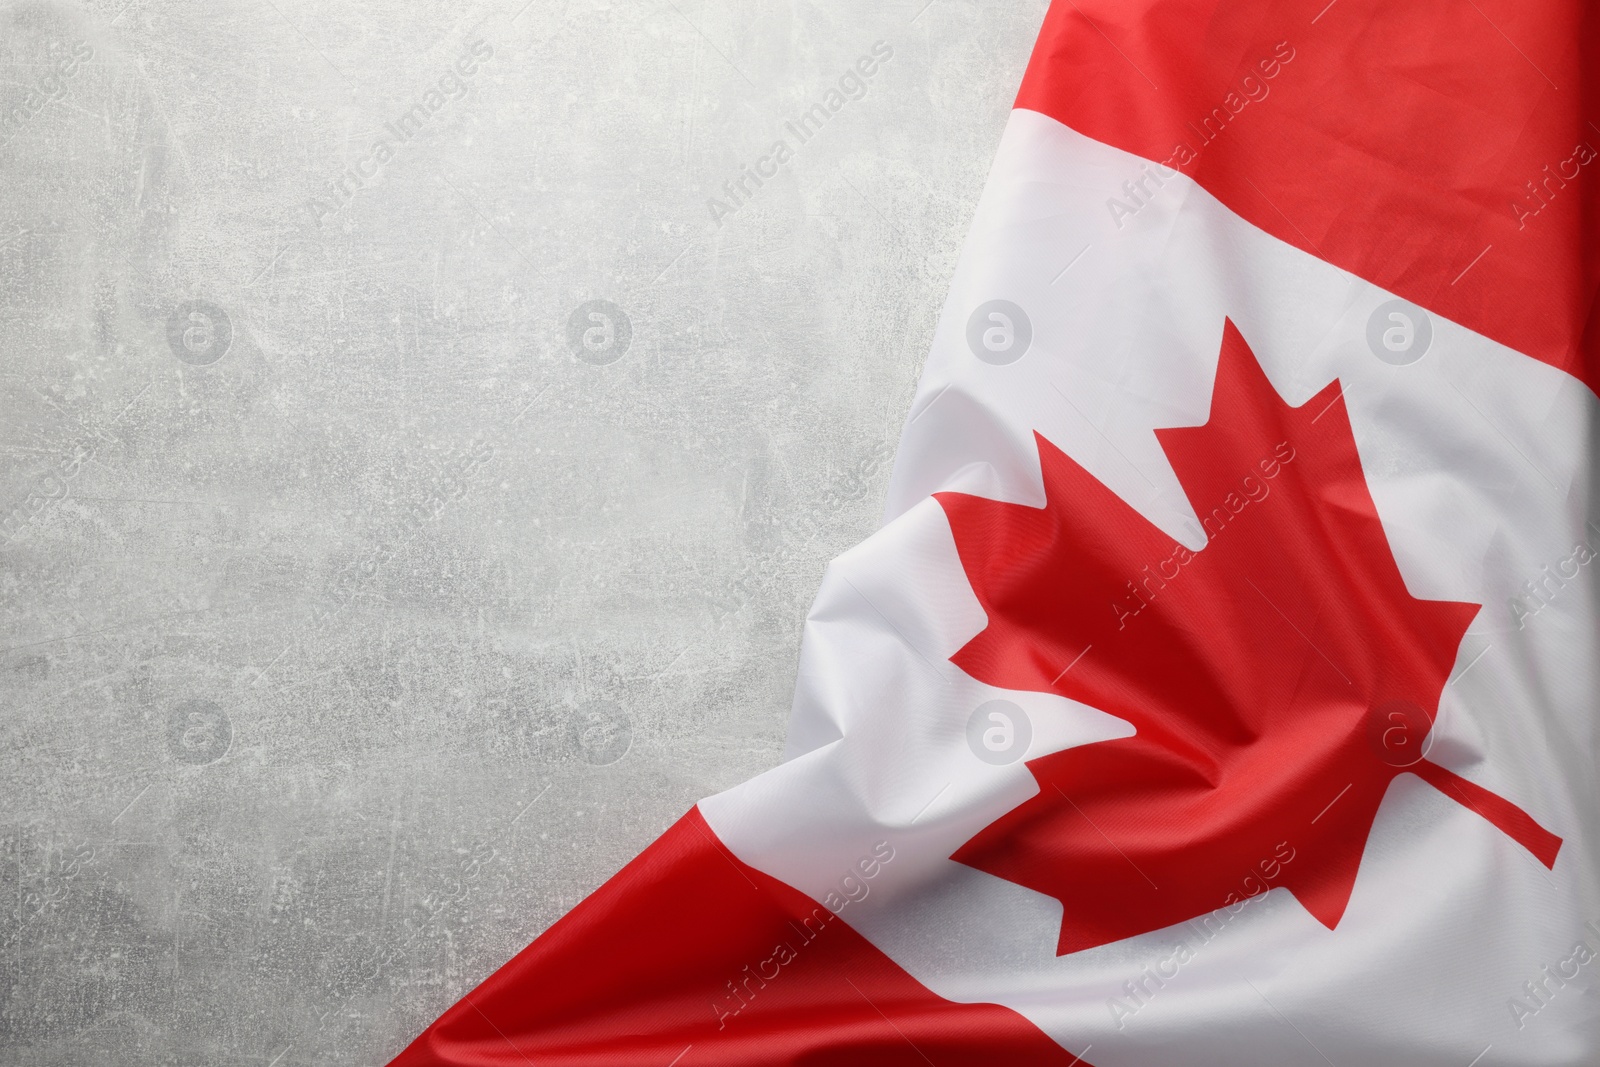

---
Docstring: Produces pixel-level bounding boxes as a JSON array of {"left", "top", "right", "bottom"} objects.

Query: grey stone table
[{"left": 0, "top": 0, "right": 1045, "bottom": 1062}]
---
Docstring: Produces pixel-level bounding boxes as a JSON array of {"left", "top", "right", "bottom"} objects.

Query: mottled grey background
[{"left": 0, "top": 1, "right": 1043, "bottom": 1062}]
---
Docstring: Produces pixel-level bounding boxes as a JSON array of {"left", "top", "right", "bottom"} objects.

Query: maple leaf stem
[{"left": 1410, "top": 760, "right": 1562, "bottom": 869}]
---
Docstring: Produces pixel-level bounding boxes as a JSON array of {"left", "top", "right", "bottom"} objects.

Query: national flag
[{"left": 391, "top": 2, "right": 1599, "bottom": 1063}]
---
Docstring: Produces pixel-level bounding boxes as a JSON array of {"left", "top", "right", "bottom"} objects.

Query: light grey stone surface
[{"left": 0, "top": 1, "right": 1044, "bottom": 1062}]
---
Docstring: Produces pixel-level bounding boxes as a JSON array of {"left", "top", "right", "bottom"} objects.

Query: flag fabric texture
[{"left": 393, "top": 2, "right": 1599, "bottom": 1064}]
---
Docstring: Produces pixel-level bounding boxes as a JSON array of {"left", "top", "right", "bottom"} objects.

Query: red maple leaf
[{"left": 937, "top": 319, "right": 1561, "bottom": 956}]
